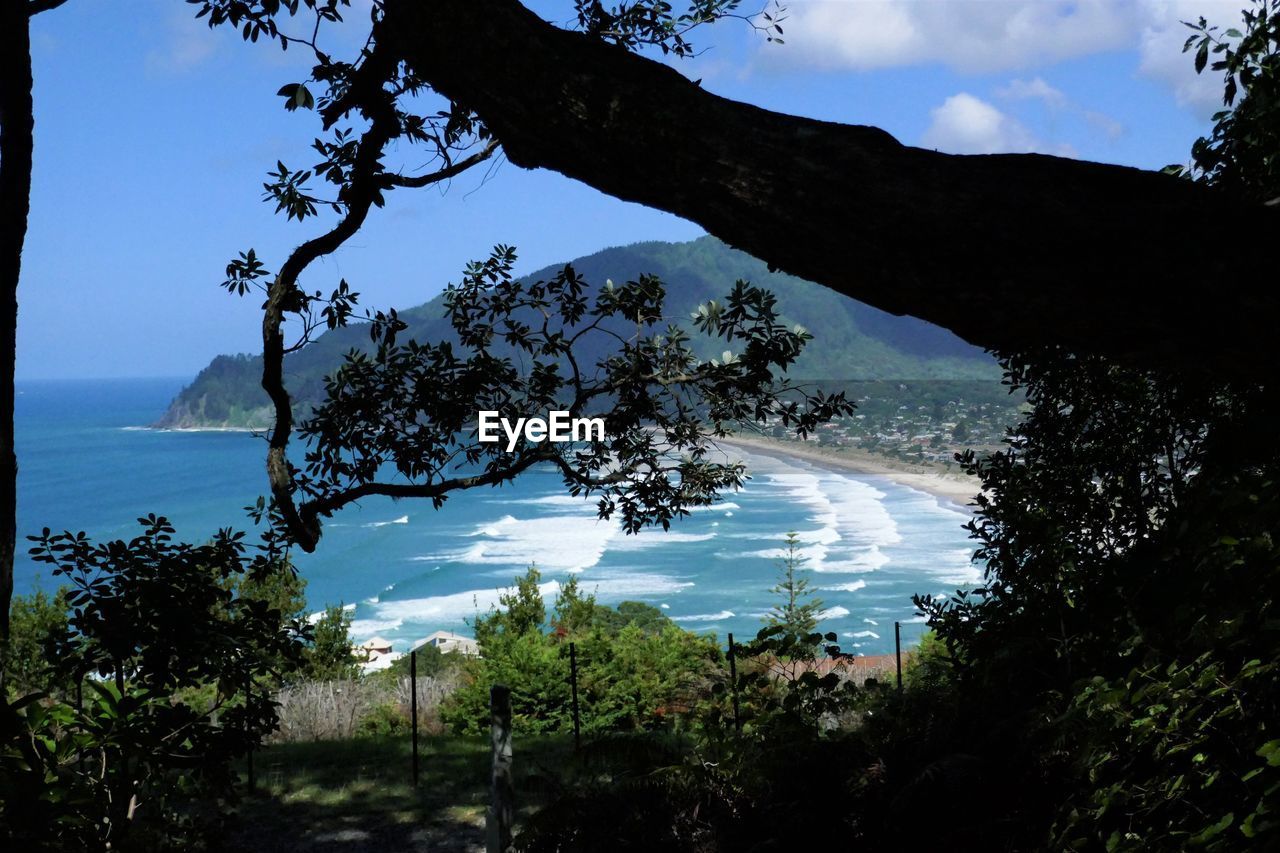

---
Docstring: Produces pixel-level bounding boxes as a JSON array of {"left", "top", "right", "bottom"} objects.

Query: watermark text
[{"left": 477, "top": 411, "right": 606, "bottom": 452}]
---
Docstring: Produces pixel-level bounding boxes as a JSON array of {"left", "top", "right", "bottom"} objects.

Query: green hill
[{"left": 156, "top": 236, "right": 997, "bottom": 428}]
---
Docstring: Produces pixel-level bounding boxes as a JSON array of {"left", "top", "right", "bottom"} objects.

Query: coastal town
[{"left": 746, "top": 380, "right": 1026, "bottom": 469}]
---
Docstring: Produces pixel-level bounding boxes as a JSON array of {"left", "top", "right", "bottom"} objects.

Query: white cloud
[
  {"left": 995, "top": 76, "right": 1127, "bottom": 141},
  {"left": 765, "top": 1, "right": 1140, "bottom": 74},
  {"left": 1136, "top": 1, "right": 1240, "bottom": 115},
  {"left": 922, "top": 92, "right": 1075, "bottom": 155},
  {"left": 996, "top": 77, "right": 1068, "bottom": 110},
  {"left": 763, "top": 0, "right": 1245, "bottom": 114},
  {"left": 147, "top": 10, "right": 217, "bottom": 73},
  {"left": 1084, "top": 109, "right": 1127, "bottom": 141}
]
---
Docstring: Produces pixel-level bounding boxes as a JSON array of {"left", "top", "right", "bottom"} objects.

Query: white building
[
  {"left": 415, "top": 631, "right": 481, "bottom": 657},
  {"left": 355, "top": 636, "right": 402, "bottom": 673}
]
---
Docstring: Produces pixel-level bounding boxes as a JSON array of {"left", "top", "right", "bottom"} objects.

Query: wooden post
[
  {"left": 895, "top": 621, "right": 903, "bottom": 697},
  {"left": 727, "top": 632, "right": 741, "bottom": 733},
  {"left": 486, "top": 684, "right": 513, "bottom": 853},
  {"left": 411, "top": 649, "right": 420, "bottom": 788},
  {"left": 76, "top": 675, "right": 84, "bottom": 771},
  {"left": 245, "top": 671, "right": 255, "bottom": 794},
  {"left": 569, "top": 642, "right": 581, "bottom": 750}
]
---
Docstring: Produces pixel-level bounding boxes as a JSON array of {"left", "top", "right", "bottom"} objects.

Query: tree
[
  {"left": 898, "top": 7, "right": 1280, "bottom": 847},
  {"left": 764, "top": 532, "right": 822, "bottom": 637},
  {"left": 551, "top": 574, "right": 597, "bottom": 636},
  {"left": 1, "top": 585, "right": 68, "bottom": 697},
  {"left": 1172, "top": 5, "right": 1280, "bottom": 203},
  {"left": 189, "top": 0, "right": 1280, "bottom": 386},
  {"left": 304, "top": 603, "right": 359, "bottom": 680},
  {"left": 184, "top": 0, "right": 1279, "bottom": 558},
  {"left": 236, "top": 242, "right": 851, "bottom": 551},
  {"left": 445, "top": 572, "right": 721, "bottom": 735},
  {"left": 234, "top": 555, "right": 308, "bottom": 626},
  {"left": 3, "top": 515, "right": 307, "bottom": 848},
  {"left": 0, "top": 0, "right": 72, "bottom": 673},
  {"left": 611, "top": 601, "right": 673, "bottom": 635},
  {"left": 473, "top": 565, "right": 549, "bottom": 647}
]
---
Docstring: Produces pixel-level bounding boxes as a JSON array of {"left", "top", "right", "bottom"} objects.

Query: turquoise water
[{"left": 15, "top": 378, "right": 979, "bottom": 655}]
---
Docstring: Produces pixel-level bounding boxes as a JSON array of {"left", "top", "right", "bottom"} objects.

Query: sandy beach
[{"left": 716, "top": 434, "right": 983, "bottom": 507}]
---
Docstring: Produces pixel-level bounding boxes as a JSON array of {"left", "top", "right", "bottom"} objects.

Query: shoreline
[
  {"left": 132, "top": 424, "right": 983, "bottom": 504},
  {"left": 128, "top": 425, "right": 263, "bottom": 433},
  {"left": 717, "top": 434, "right": 983, "bottom": 508}
]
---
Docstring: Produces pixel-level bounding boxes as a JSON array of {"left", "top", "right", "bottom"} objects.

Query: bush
[
  {"left": 357, "top": 701, "right": 411, "bottom": 737},
  {"left": 270, "top": 674, "right": 459, "bottom": 743},
  {"left": 2, "top": 587, "right": 70, "bottom": 698},
  {"left": 0, "top": 516, "right": 306, "bottom": 850},
  {"left": 441, "top": 570, "right": 722, "bottom": 736}
]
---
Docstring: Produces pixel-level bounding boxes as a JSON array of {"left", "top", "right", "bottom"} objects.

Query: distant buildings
[
  {"left": 356, "top": 636, "right": 401, "bottom": 672},
  {"left": 760, "top": 388, "right": 1022, "bottom": 464},
  {"left": 354, "top": 630, "right": 481, "bottom": 674},
  {"left": 417, "top": 630, "right": 481, "bottom": 657}
]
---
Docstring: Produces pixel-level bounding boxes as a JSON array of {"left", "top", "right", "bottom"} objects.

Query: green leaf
[{"left": 1188, "top": 812, "right": 1233, "bottom": 844}]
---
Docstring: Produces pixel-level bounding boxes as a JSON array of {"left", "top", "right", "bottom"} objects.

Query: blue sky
[{"left": 19, "top": 0, "right": 1245, "bottom": 380}]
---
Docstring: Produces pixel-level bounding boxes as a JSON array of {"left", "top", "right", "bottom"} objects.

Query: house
[
  {"left": 415, "top": 630, "right": 481, "bottom": 657},
  {"left": 355, "top": 636, "right": 402, "bottom": 673},
  {"left": 359, "top": 636, "right": 394, "bottom": 657}
]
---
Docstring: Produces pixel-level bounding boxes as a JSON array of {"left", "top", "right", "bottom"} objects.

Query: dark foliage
[{"left": 0, "top": 516, "right": 307, "bottom": 849}]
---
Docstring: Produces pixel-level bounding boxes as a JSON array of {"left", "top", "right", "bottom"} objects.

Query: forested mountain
[{"left": 157, "top": 237, "right": 997, "bottom": 428}]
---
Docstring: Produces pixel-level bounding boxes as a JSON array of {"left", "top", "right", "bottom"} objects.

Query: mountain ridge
[{"left": 156, "top": 236, "right": 997, "bottom": 429}]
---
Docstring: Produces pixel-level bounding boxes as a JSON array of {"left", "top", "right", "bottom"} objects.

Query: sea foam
[
  {"left": 822, "top": 580, "right": 868, "bottom": 593},
  {"left": 672, "top": 610, "right": 735, "bottom": 623},
  {"left": 364, "top": 514, "right": 409, "bottom": 528}
]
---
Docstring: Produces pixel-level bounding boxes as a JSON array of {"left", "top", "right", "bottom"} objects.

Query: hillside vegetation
[{"left": 157, "top": 237, "right": 997, "bottom": 428}]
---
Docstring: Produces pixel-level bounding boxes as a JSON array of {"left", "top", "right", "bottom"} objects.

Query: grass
[{"left": 225, "top": 733, "right": 577, "bottom": 853}]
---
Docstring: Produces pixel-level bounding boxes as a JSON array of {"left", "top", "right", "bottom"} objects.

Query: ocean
[{"left": 14, "top": 378, "right": 980, "bottom": 655}]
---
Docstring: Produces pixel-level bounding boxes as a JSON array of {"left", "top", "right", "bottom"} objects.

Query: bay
[{"left": 14, "top": 378, "right": 978, "bottom": 656}]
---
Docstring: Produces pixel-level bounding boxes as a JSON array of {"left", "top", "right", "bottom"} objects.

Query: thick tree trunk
[
  {"left": 0, "top": 3, "right": 34, "bottom": 649},
  {"left": 378, "top": 0, "right": 1278, "bottom": 382}
]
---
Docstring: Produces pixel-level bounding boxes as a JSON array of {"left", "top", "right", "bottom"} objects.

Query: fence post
[
  {"left": 727, "top": 632, "right": 741, "bottom": 733},
  {"left": 894, "top": 621, "right": 903, "bottom": 697},
  {"left": 245, "top": 670, "right": 255, "bottom": 794},
  {"left": 76, "top": 674, "right": 84, "bottom": 771},
  {"left": 411, "top": 649, "right": 420, "bottom": 788},
  {"left": 569, "top": 642, "right": 581, "bottom": 750},
  {"left": 486, "top": 684, "right": 513, "bottom": 853}
]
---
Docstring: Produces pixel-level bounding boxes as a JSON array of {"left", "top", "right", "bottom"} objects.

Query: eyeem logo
[{"left": 477, "top": 411, "right": 606, "bottom": 452}]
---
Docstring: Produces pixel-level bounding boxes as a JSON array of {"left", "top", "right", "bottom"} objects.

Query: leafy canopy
[
  {"left": 290, "top": 248, "right": 852, "bottom": 542},
  {"left": 906, "top": 5, "right": 1280, "bottom": 847},
  {"left": 445, "top": 566, "right": 721, "bottom": 736},
  {"left": 2, "top": 516, "right": 308, "bottom": 848},
  {"left": 189, "top": 1, "right": 806, "bottom": 552}
]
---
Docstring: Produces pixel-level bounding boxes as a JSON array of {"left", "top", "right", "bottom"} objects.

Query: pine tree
[
  {"left": 765, "top": 532, "right": 824, "bottom": 636},
  {"left": 305, "top": 604, "right": 359, "bottom": 681}
]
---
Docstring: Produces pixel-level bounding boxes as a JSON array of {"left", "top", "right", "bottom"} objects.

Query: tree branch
[
  {"left": 546, "top": 454, "right": 631, "bottom": 489},
  {"left": 296, "top": 447, "right": 552, "bottom": 528},
  {"left": 381, "top": 139, "right": 499, "bottom": 189},
  {"left": 263, "top": 101, "right": 497, "bottom": 550},
  {"left": 376, "top": 0, "right": 1280, "bottom": 382},
  {"left": 27, "top": 0, "right": 70, "bottom": 16},
  {"left": 262, "top": 112, "right": 396, "bottom": 549}
]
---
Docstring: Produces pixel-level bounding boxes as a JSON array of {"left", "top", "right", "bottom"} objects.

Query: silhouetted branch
[
  {"left": 371, "top": 0, "right": 1279, "bottom": 382},
  {"left": 27, "top": 0, "right": 70, "bottom": 16}
]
